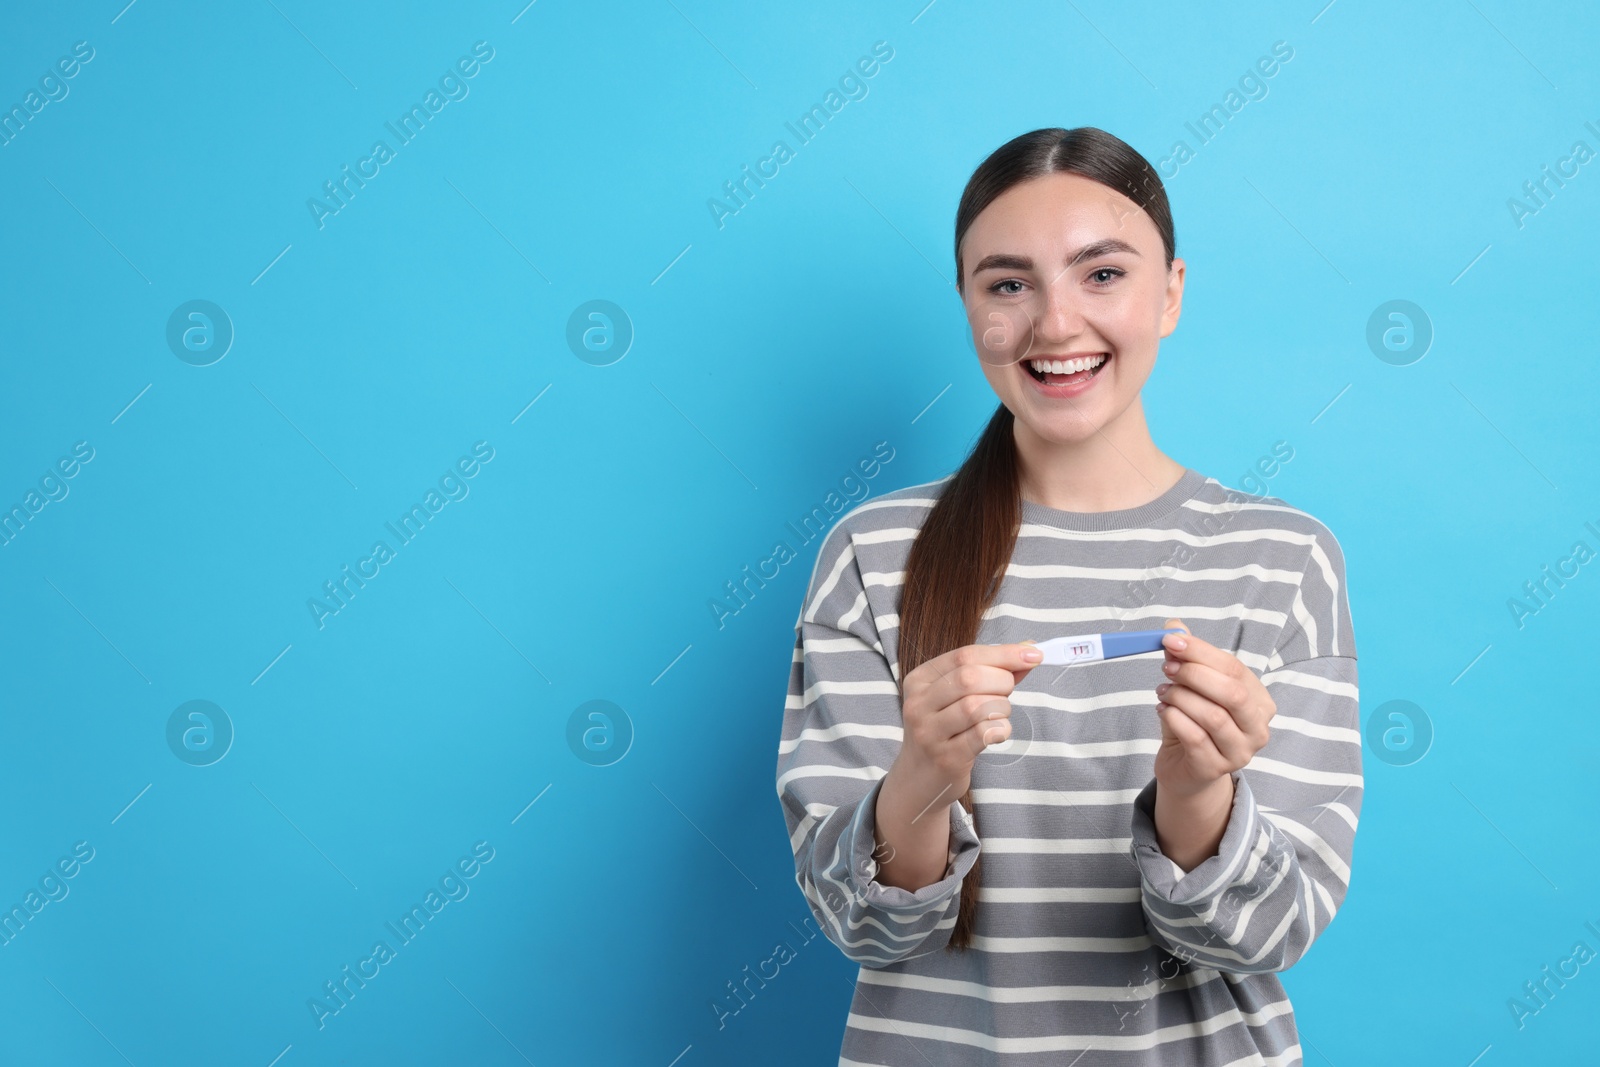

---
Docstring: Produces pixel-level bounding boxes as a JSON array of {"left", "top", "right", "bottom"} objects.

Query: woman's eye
[
  {"left": 1090, "top": 267, "right": 1125, "bottom": 285},
  {"left": 990, "top": 279, "right": 1024, "bottom": 295}
]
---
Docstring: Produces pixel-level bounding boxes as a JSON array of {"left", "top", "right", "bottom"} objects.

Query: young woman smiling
[{"left": 777, "top": 127, "right": 1360, "bottom": 1065}]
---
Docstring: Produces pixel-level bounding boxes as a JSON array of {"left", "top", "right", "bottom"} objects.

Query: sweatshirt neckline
[{"left": 1019, "top": 467, "right": 1206, "bottom": 532}]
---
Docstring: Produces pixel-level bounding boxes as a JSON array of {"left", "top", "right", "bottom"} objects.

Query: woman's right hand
[
  {"left": 871, "top": 641, "right": 1043, "bottom": 891},
  {"left": 893, "top": 640, "right": 1044, "bottom": 800}
]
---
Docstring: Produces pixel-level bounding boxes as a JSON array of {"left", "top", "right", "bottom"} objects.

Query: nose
[{"left": 1032, "top": 274, "right": 1089, "bottom": 347}]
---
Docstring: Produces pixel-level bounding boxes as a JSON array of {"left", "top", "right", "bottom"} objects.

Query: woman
[{"left": 775, "top": 127, "right": 1360, "bottom": 1065}]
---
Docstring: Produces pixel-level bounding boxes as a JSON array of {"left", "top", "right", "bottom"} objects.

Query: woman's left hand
[{"left": 1151, "top": 617, "right": 1276, "bottom": 796}]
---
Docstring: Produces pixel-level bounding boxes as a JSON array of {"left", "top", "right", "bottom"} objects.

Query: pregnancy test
[{"left": 1030, "top": 628, "right": 1187, "bottom": 666}]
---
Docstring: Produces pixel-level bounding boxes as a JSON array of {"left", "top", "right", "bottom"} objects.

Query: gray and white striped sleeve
[
  {"left": 775, "top": 520, "right": 982, "bottom": 968},
  {"left": 1128, "top": 520, "right": 1361, "bottom": 974}
]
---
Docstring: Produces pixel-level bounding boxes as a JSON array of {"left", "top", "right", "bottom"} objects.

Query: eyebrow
[{"left": 969, "top": 238, "right": 1141, "bottom": 277}]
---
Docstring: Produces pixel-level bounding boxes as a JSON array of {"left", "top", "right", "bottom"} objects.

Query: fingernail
[
  {"left": 1165, "top": 635, "right": 1187, "bottom": 651},
  {"left": 1021, "top": 648, "right": 1042, "bottom": 662},
  {"left": 1162, "top": 661, "right": 1179, "bottom": 675}
]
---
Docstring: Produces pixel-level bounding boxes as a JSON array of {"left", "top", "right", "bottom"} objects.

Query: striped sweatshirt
[{"left": 775, "top": 466, "right": 1360, "bottom": 1066}]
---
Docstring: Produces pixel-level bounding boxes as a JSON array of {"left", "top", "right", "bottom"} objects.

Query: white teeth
[{"left": 1028, "top": 354, "right": 1108, "bottom": 375}]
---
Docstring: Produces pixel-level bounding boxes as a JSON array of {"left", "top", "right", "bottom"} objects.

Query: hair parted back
[{"left": 896, "top": 126, "right": 1175, "bottom": 952}]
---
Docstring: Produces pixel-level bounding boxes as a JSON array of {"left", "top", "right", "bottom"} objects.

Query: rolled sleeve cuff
[
  {"left": 1129, "top": 771, "right": 1261, "bottom": 907},
  {"left": 844, "top": 775, "right": 982, "bottom": 914}
]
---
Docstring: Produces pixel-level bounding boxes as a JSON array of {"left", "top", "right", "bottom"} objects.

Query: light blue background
[{"left": 1, "top": 1, "right": 1595, "bottom": 1063}]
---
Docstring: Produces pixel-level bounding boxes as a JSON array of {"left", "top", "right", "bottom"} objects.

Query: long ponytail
[{"left": 895, "top": 401, "right": 1021, "bottom": 951}]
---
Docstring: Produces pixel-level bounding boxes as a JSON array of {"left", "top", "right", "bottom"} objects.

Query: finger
[
  {"left": 1156, "top": 702, "right": 1227, "bottom": 772},
  {"left": 935, "top": 694, "right": 1012, "bottom": 745},
  {"left": 1161, "top": 618, "right": 1241, "bottom": 678},
  {"left": 922, "top": 642, "right": 1042, "bottom": 711},
  {"left": 957, "top": 712, "right": 1011, "bottom": 761},
  {"left": 1159, "top": 684, "right": 1253, "bottom": 766},
  {"left": 1162, "top": 659, "right": 1250, "bottom": 723}
]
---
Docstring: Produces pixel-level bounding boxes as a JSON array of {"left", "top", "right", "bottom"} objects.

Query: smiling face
[{"left": 959, "top": 171, "right": 1184, "bottom": 448}]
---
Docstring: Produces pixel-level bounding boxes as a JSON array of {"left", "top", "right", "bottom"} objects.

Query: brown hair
[{"left": 895, "top": 127, "right": 1176, "bottom": 952}]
